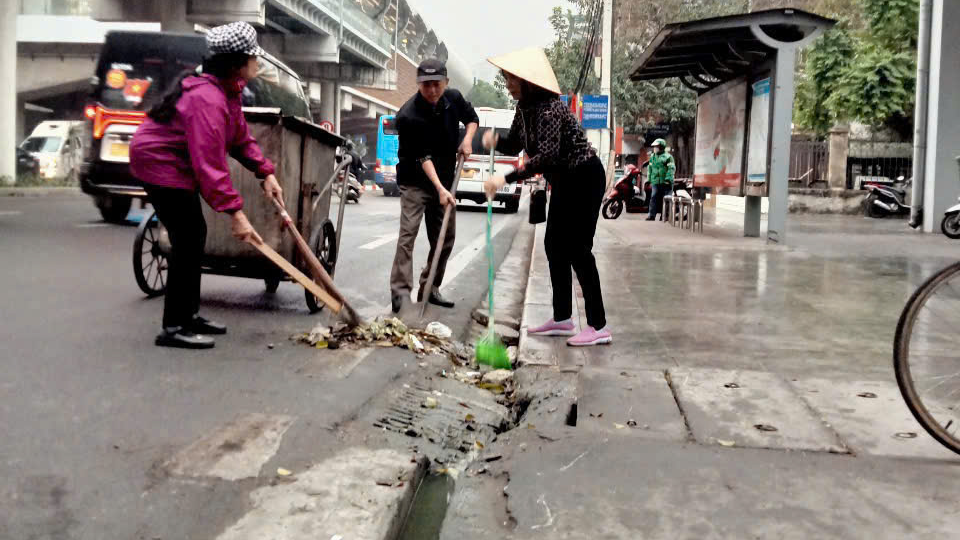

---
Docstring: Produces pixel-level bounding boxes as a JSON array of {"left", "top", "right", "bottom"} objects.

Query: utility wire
[
  {"left": 574, "top": 0, "right": 603, "bottom": 94},
  {"left": 573, "top": 0, "right": 599, "bottom": 93}
]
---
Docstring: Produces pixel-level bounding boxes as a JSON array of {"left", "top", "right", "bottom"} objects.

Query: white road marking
[
  {"left": 165, "top": 413, "right": 295, "bottom": 481},
  {"left": 74, "top": 223, "right": 110, "bottom": 228},
  {"left": 359, "top": 233, "right": 400, "bottom": 250},
  {"left": 0, "top": 211, "right": 22, "bottom": 216}
]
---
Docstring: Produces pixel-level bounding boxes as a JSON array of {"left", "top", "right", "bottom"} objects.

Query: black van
[{"left": 80, "top": 31, "right": 312, "bottom": 222}]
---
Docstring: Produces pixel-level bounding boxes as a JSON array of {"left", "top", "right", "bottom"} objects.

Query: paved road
[{"left": 0, "top": 190, "right": 526, "bottom": 539}]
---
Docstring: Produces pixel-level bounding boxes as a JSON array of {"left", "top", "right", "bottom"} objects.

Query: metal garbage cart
[{"left": 132, "top": 108, "right": 351, "bottom": 313}]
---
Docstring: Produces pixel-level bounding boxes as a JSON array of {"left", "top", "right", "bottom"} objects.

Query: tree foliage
[
  {"left": 795, "top": 0, "right": 918, "bottom": 137},
  {"left": 467, "top": 79, "right": 509, "bottom": 109}
]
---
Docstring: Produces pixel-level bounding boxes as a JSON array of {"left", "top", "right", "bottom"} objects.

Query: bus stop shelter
[{"left": 630, "top": 9, "right": 834, "bottom": 243}]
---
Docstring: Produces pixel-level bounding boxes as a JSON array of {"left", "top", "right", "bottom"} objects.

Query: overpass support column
[
  {"left": 1, "top": 0, "right": 15, "bottom": 185},
  {"left": 320, "top": 82, "right": 337, "bottom": 126},
  {"left": 161, "top": 0, "right": 192, "bottom": 32},
  {"left": 16, "top": 98, "right": 25, "bottom": 145}
]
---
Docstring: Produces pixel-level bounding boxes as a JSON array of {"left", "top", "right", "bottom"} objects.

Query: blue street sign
[{"left": 581, "top": 94, "right": 609, "bottom": 130}]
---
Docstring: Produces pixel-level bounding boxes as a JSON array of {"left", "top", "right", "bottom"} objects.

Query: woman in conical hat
[{"left": 482, "top": 47, "right": 610, "bottom": 347}]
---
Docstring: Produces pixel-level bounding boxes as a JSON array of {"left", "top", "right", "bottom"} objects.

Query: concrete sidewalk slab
[
  {"left": 669, "top": 368, "right": 847, "bottom": 453},
  {"left": 504, "top": 437, "right": 960, "bottom": 539},
  {"left": 792, "top": 377, "right": 960, "bottom": 461},
  {"left": 576, "top": 368, "right": 687, "bottom": 441}
]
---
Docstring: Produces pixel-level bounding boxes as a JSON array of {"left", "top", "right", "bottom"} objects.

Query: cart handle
[{"left": 311, "top": 155, "right": 353, "bottom": 215}]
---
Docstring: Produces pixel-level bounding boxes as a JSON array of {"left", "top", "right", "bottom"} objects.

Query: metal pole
[
  {"left": 764, "top": 47, "right": 798, "bottom": 243},
  {"left": 910, "top": 0, "right": 933, "bottom": 229},
  {"left": 599, "top": 0, "right": 613, "bottom": 175}
]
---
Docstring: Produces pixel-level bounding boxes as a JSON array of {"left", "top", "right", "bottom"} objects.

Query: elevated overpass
[{"left": 3, "top": 0, "right": 472, "bottom": 182}]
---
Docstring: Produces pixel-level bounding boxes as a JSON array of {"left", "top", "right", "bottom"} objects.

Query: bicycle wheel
[{"left": 894, "top": 261, "right": 960, "bottom": 454}]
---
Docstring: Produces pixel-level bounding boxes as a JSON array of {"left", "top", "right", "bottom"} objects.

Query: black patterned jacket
[{"left": 497, "top": 96, "right": 595, "bottom": 184}]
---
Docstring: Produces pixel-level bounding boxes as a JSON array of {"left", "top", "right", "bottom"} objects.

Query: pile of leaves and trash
[{"left": 293, "top": 317, "right": 474, "bottom": 365}]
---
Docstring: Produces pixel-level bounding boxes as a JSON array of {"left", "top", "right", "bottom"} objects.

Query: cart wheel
[
  {"left": 305, "top": 219, "right": 338, "bottom": 313},
  {"left": 264, "top": 278, "right": 281, "bottom": 293},
  {"left": 133, "top": 210, "right": 168, "bottom": 297}
]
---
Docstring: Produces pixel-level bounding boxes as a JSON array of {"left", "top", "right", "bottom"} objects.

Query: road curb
[
  {"left": 0, "top": 186, "right": 82, "bottom": 197},
  {"left": 516, "top": 222, "right": 545, "bottom": 367},
  {"left": 467, "top": 218, "right": 536, "bottom": 345}
]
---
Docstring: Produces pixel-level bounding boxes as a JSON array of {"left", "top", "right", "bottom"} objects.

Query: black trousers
[
  {"left": 544, "top": 156, "right": 607, "bottom": 330},
  {"left": 145, "top": 185, "right": 207, "bottom": 329}
]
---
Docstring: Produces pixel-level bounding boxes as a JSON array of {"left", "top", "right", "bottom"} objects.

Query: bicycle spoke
[{"left": 897, "top": 263, "right": 960, "bottom": 454}]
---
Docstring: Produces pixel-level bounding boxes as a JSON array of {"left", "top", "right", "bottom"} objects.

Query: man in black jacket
[{"left": 389, "top": 59, "right": 479, "bottom": 313}]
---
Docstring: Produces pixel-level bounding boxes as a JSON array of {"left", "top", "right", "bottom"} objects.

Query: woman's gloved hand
[
  {"left": 231, "top": 210, "right": 263, "bottom": 244},
  {"left": 261, "top": 174, "right": 284, "bottom": 207},
  {"left": 484, "top": 174, "right": 506, "bottom": 201}
]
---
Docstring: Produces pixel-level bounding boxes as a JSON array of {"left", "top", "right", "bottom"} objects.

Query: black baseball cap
[{"left": 417, "top": 59, "right": 448, "bottom": 83}]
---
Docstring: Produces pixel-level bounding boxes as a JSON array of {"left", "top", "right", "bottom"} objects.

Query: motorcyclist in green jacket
[{"left": 645, "top": 138, "right": 675, "bottom": 221}]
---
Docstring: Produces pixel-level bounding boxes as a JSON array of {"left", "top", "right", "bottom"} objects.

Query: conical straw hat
[{"left": 487, "top": 47, "right": 561, "bottom": 95}]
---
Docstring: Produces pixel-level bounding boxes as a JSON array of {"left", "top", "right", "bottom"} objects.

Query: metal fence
[
  {"left": 847, "top": 139, "right": 913, "bottom": 189},
  {"left": 789, "top": 139, "right": 829, "bottom": 187}
]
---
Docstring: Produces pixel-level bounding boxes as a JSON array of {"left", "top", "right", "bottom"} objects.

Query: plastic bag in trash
[{"left": 425, "top": 322, "right": 453, "bottom": 339}]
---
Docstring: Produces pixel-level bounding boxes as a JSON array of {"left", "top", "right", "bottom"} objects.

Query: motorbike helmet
[{"left": 651, "top": 138, "right": 667, "bottom": 149}]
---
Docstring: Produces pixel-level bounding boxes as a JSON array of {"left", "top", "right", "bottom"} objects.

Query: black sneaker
[
  {"left": 189, "top": 315, "right": 227, "bottom": 335},
  {"left": 391, "top": 294, "right": 404, "bottom": 314},
  {"left": 155, "top": 327, "right": 215, "bottom": 349},
  {"left": 645, "top": 216, "right": 656, "bottom": 221},
  {"left": 427, "top": 291, "right": 454, "bottom": 309}
]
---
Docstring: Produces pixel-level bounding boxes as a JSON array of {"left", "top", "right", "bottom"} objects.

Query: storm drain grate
[{"left": 373, "top": 384, "right": 505, "bottom": 466}]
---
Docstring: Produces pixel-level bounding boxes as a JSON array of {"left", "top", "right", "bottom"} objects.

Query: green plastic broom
[{"left": 475, "top": 138, "right": 511, "bottom": 370}]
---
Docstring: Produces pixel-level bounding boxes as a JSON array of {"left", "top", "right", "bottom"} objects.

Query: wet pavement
[
  {"left": 458, "top": 207, "right": 960, "bottom": 539},
  {"left": 545, "top": 209, "right": 959, "bottom": 379}
]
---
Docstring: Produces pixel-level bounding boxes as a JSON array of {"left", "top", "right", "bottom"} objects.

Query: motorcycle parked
[
  {"left": 602, "top": 164, "right": 649, "bottom": 219},
  {"left": 863, "top": 176, "right": 911, "bottom": 218},
  {"left": 941, "top": 196, "right": 960, "bottom": 239},
  {"left": 602, "top": 165, "right": 692, "bottom": 220}
]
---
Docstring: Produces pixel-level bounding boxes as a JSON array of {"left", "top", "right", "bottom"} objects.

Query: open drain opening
[
  {"left": 565, "top": 402, "right": 578, "bottom": 427},
  {"left": 396, "top": 473, "right": 456, "bottom": 540}
]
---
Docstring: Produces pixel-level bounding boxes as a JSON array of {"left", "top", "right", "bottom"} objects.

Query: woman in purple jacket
[{"left": 130, "top": 22, "right": 283, "bottom": 350}]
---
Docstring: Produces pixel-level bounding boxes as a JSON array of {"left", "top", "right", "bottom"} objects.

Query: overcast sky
[{"left": 406, "top": 0, "right": 565, "bottom": 83}]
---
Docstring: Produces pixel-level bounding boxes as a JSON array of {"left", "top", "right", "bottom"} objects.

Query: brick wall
[{"left": 356, "top": 54, "right": 420, "bottom": 111}]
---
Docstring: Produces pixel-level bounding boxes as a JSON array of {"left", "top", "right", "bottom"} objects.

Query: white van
[
  {"left": 20, "top": 120, "right": 85, "bottom": 181},
  {"left": 457, "top": 107, "right": 527, "bottom": 213}
]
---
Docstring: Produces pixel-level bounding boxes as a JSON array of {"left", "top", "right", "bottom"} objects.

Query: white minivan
[
  {"left": 457, "top": 107, "right": 527, "bottom": 213},
  {"left": 20, "top": 120, "right": 85, "bottom": 181}
]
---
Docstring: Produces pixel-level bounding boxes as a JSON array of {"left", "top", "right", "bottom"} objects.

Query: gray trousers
[{"left": 390, "top": 184, "right": 456, "bottom": 299}]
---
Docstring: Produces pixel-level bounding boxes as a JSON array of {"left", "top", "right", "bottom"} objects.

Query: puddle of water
[{"left": 397, "top": 473, "right": 455, "bottom": 540}]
